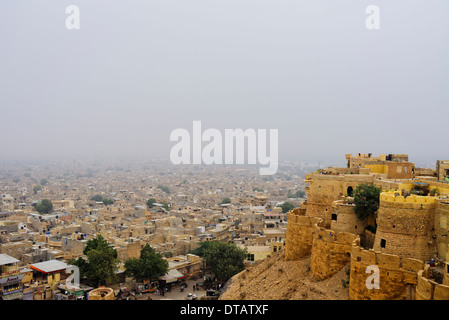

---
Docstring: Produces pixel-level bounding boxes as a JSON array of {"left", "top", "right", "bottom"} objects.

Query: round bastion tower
[{"left": 373, "top": 192, "right": 437, "bottom": 262}]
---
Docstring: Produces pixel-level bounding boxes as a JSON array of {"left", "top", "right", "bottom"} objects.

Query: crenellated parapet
[
  {"left": 379, "top": 192, "right": 436, "bottom": 205},
  {"left": 416, "top": 264, "right": 449, "bottom": 300},
  {"left": 349, "top": 238, "right": 424, "bottom": 300},
  {"left": 310, "top": 221, "right": 357, "bottom": 280},
  {"left": 373, "top": 192, "right": 437, "bottom": 261},
  {"left": 284, "top": 207, "right": 321, "bottom": 261}
]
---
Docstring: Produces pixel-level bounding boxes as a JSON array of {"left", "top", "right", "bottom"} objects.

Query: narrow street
[{"left": 120, "top": 279, "right": 209, "bottom": 301}]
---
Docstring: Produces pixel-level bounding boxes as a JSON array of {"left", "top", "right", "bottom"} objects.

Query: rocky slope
[{"left": 220, "top": 251, "right": 350, "bottom": 300}]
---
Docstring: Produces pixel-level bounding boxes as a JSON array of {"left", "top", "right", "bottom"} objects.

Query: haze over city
[
  {"left": 1, "top": 0, "right": 449, "bottom": 310},
  {"left": 0, "top": 0, "right": 448, "bottom": 167}
]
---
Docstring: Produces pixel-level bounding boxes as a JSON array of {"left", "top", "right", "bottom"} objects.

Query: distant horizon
[
  {"left": 0, "top": 151, "right": 441, "bottom": 171},
  {"left": 1, "top": 1, "right": 447, "bottom": 171}
]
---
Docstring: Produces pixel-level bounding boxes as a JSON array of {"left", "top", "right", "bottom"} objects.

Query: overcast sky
[{"left": 0, "top": 0, "right": 448, "bottom": 167}]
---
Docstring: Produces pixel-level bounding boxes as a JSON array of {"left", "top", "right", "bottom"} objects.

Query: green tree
[
  {"left": 40, "top": 178, "right": 48, "bottom": 186},
  {"left": 162, "top": 251, "right": 174, "bottom": 258},
  {"left": 83, "top": 234, "right": 117, "bottom": 257},
  {"left": 221, "top": 198, "right": 231, "bottom": 204},
  {"left": 430, "top": 188, "right": 440, "bottom": 196},
  {"left": 36, "top": 199, "right": 53, "bottom": 214},
  {"left": 353, "top": 184, "right": 382, "bottom": 221},
  {"left": 280, "top": 202, "right": 295, "bottom": 213},
  {"left": 193, "top": 241, "right": 247, "bottom": 283},
  {"left": 33, "top": 185, "right": 42, "bottom": 194},
  {"left": 102, "top": 198, "right": 114, "bottom": 205},
  {"left": 146, "top": 198, "right": 156, "bottom": 208},
  {"left": 90, "top": 194, "right": 103, "bottom": 202},
  {"left": 124, "top": 244, "right": 168, "bottom": 282},
  {"left": 67, "top": 257, "right": 90, "bottom": 280},
  {"left": 71, "top": 235, "right": 119, "bottom": 287},
  {"left": 85, "top": 248, "right": 118, "bottom": 286},
  {"left": 162, "top": 202, "right": 170, "bottom": 211},
  {"left": 287, "top": 190, "right": 306, "bottom": 198},
  {"left": 190, "top": 241, "right": 217, "bottom": 257},
  {"left": 157, "top": 185, "right": 171, "bottom": 194}
]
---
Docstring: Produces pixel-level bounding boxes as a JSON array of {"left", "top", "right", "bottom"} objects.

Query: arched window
[{"left": 347, "top": 186, "right": 354, "bottom": 197}]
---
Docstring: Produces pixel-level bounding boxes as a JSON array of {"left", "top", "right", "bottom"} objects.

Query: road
[{"left": 133, "top": 279, "right": 208, "bottom": 300}]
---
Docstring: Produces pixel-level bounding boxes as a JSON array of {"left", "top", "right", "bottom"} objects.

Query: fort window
[
  {"left": 397, "top": 166, "right": 402, "bottom": 173},
  {"left": 380, "top": 239, "right": 386, "bottom": 248},
  {"left": 247, "top": 254, "right": 254, "bottom": 261},
  {"left": 404, "top": 166, "right": 408, "bottom": 173},
  {"left": 331, "top": 214, "right": 337, "bottom": 221},
  {"left": 347, "top": 186, "right": 354, "bottom": 197}
]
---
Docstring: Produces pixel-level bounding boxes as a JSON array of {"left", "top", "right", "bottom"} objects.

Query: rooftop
[
  {"left": 30, "top": 260, "right": 68, "bottom": 274},
  {"left": 0, "top": 254, "right": 20, "bottom": 266}
]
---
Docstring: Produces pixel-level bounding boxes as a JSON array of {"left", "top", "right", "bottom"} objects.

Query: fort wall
[
  {"left": 330, "top": 201, "right": 367, "bottom": 236},
  {"left": 416, "top": 265, "right": 449, "bottom": 300},
  {"left": 285, "top": 162, "right": 447, "bottom": 299},
  {"left": 435, "top": 200, "right": 449, "bottom": 261},
  {"left": 284, "top": 207, "right": 321, "bottom": 261},
  {"left": 310, "top": 222, "right": 356, "bottom": 280},
  {"left": 349, "top": 238, "right": 424, "bottom": 300},
  {"left": 305, "top": 173, "right": 376, "bottom": 227},
  {"left": 373, "top": 193, "right": 436, "bottom": 261}
]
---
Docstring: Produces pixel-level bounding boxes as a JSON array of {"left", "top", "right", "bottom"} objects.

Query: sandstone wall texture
[
  {"left": 416, "top": 265, "right": 449, "bottom": 300},
  {"left": 285, "top": 208, "right": 321, "bottom": 261},
  {"left": 349, "top": 238, "right": 423, "bottom": 300},
  {"left": 373, "top": 194, "right": 436, "bottom": 261},
  {"left": 435, "top": 200, "right": 449, "bottom": 261},
  {"left": 310, "top": 223, "right": 356, "bottom": 281},
  {"left": 330, "top": 201, "right": 367, "bottom": 236},
  {"left": 305, "top": 174, "right": 375, "bottom": 227}
]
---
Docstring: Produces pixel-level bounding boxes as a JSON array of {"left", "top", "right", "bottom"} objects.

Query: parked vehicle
[{"left": 185, "top": 293, "right": 197, "bottom": 300}]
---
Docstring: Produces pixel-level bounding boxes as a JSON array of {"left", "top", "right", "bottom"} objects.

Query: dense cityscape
[
  {"left": 0, "top": 159, "right": 314, "bottom": 300},
  {"left": 1, "top": 154, "right": 449, "bottom": 301},
  {"left": 1, "top": 0, "right": 447, "bottom": 311}
]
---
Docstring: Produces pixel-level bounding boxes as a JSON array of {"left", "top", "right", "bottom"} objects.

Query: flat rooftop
[
  {"left": 0, "top": 254, "right": 20, "bottom": 266},
  {"left": 30, "top": 260, "right": 68, "bottom": 274}
]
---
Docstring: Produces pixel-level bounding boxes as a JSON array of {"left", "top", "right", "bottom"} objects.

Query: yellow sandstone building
[{"left": 285, "top": 153, "right": 449, "bottom": 300}]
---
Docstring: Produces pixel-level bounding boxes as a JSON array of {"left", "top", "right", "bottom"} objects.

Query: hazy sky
[{"left": 0, "top": 0, "right": 448, "bottom": 166}]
